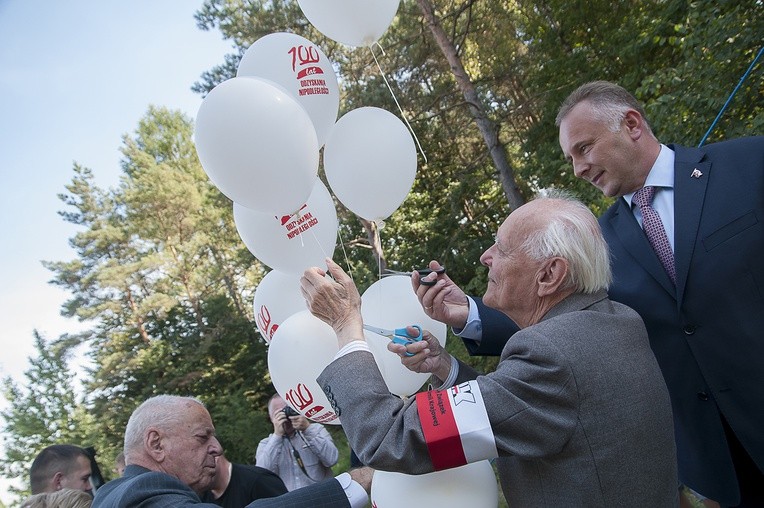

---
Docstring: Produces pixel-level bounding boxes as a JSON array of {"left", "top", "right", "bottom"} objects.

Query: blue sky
[{"left": 0, "top": 0, "right": 231, "bottom": 498}]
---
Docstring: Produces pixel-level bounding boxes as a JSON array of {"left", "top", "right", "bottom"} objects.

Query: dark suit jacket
[
  {"left": 464, "top": 137, "right": 764, "bottom": 505},
  {"left": 92, "top": 464, "right": 350, "bottom": 508},
  {"left": 321, "top": 291, "right": 678, "bottom": 507}
]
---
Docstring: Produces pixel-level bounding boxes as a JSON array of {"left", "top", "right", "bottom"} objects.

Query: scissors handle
[
  {"left": 392, "top": 325, "right": 423, "bottom": 356},
  {"left": 417, "top": 266, "right": 445, "bottom": 286}
]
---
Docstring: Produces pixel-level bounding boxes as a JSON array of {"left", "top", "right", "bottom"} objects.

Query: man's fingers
[{"left": 325, "top": 258, "right": 361, "bottom": 293}]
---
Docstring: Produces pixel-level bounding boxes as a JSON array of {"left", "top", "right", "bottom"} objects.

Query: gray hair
[
  {"left": 555, "top": 80, "right": 653, "bottom": 135},
  {"left": 521, "top": 189, "right": 612, "bottom": 293},
  {"left": 123, "top": 395, "right": 205, "bottom": 459}
]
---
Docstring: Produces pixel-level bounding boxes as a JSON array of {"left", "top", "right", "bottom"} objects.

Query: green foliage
[
  {"left": 3, "top": 0, "right": 762, "bottom": 498},
  {"left": 0, "top": 332, "right": 93, "bottom": 501},
  {"left": 34, "top": 107, "right": 271, "bottom": 468},
  {"left": 193, "top": 0, "right": 763, "bottom": 288}
]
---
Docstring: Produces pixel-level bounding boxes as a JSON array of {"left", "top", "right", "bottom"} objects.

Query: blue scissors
[{"left": 363, "top": 324, "right": 423, "bottom": 356}]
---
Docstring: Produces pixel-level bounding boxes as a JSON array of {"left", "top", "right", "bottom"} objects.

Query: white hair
[
  {"left": 522, "top": 190, "right": 612, "bottom": 293},
  {"left": 123, "top": 395, "right": 205, "bottom": 459}
]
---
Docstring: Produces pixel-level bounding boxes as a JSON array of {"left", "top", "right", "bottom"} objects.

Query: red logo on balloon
[
  {"left": 285, "top": 383, "right": 314, "bottom": 411},
  {"left": 296, "top": 67, "right": 324, "bottom": 79},
  {"left": 279, "top": 204, "right": 309, "bottom": 225},
  {"left": 256, "top": 305, "right": 278, "bottom": 340},
  {"left": 289, "top": 45, "right": 330, "bottom": 96},
  {"left": 288, "top": 45, "right": 321, "bottom": 71},
  {"left": 304, "top": 406, "right": 325, "bottom": 418}
]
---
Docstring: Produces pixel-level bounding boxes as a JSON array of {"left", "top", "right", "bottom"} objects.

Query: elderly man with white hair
[{"left": 301, "top": 192, "right": 679, "bottom": 507}]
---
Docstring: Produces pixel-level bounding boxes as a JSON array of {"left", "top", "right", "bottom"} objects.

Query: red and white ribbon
[{"left": 416, "top": 380, "right": 498, "bottom": 470}]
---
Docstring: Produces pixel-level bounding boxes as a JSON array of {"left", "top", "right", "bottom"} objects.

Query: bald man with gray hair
[{"left": 94, "top": 394, "right": 371, "bottom": 508}]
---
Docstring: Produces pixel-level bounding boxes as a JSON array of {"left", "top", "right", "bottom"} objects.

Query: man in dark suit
[
  {"left": 91, "top": 394, "right": 371, "bottom": 508},
  {"left": 301, "top": 194, "right": 678, "bottom": 506},
  {"left": 427, "top": 81, "right": 763, "bottom": 506}
]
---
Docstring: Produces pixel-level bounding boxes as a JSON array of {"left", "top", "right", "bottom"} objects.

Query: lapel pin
[{"left": 691, "top": 168, "right": 703, "bottom": 178}]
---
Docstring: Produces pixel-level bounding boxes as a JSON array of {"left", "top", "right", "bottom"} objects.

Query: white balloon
[
  {"left": 324, "top": 107, "right": 417, "bottom": 221},
  {"left": 237, "top": 33, "right": 339, "bottom": 148},
  {"left": 234, "top": 179, "right": 338, "bottom": 275},
  {"left": 268, "top": 310, "right": 341, "bottom": 425},
  {"left": 371, "top": 461, "right": 499, "bottom": 508},
  {"left": 253, "top": 270, "right": 307, "bottom": 344},
  {"left": 297, "top": 0, "right": 401, "bottom": 48},
  {"left": 361, "top": 275, "right": 446, "bottom": 397},
  {"left": 194, "top": 77, "right": 318, "bottom": 215}
]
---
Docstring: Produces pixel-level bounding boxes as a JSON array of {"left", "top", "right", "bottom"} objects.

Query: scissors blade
[
  {"left": 380, "top": 269, "right": 409, "bottom": 277},
  {"left": 382, "top": 267, "right": 446, "bottom": 277},
  {"left": 363, "top": 324, "right": 394, "bottom": 337}
]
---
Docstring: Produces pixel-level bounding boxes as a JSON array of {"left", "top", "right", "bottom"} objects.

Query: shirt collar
[{"left": 624, "top": 144, "right": 675, "bottom": 208}]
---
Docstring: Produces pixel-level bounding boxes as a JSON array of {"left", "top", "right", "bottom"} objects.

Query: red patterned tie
[{"left": 633, "top": 186, "right": 676, "bottom": 284}]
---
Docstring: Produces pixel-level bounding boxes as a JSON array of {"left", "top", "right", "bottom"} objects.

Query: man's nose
[
  {"left": 211, "top": 437, "right": 223, "bottom": 456},
  {"left": 480, "top": 248, "right": 493, "bottom": 267},
  {"left": 571, "top": 159, "right": 586, "bottom": 178}
]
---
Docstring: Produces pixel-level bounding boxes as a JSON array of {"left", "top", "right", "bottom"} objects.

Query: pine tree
[{"left": 0, "top": 332, "right": 87, "bottom": 501}]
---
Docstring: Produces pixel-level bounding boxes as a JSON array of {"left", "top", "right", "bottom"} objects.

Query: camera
[{"left": 282, "top": 406, "right": 299, "bottom": 418}]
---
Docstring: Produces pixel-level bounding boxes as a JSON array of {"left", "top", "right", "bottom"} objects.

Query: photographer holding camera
[{"left": 256, "top": 394, "right": 339, "bottom": 491}]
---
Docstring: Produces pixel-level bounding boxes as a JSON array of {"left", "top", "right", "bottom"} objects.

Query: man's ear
[
  {"left": 52, "top": 471, "right": 64, "bottom": 490},
  {"left": 145, "top": 428, "right": 166, "bottom": 462},
  {"left": 537, "top": 257, "right": 569, "bottom": 297},
  {"left": 623, "top": 109, "right": 646, "bottom": 140}
]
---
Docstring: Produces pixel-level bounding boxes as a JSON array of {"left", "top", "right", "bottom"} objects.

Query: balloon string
[
  {"left": 370, "top": 42, "right": 428, "bottom": 164},
  {"left": 334, "top": 219, "right": 355, "bottom": 285},
  {"left": 373, "top": 220, "right": 383, "bottom": 283},
  {"left": 301, "top": 208, "right": 353, "bottom": 284},
  {"left": 296, "top": 208, "right": 305, "bottom": 248}
]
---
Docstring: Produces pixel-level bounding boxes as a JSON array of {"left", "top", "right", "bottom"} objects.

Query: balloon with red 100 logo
[
  {"left": 237, "top": 32, "right": 339, "bottom": 148},
  {"left": 268, "top": 310, "right": 341, "bottom": 425}
]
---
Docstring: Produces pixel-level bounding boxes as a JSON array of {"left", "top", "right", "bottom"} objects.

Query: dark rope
[{"left": 699, "top": 46, "right": 764, "bottom": 147}]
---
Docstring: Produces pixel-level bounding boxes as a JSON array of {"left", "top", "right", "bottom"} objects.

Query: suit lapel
[
  {"left": 671, "top": 144, "right": 710, "bottom": 308},
  {"left": 608, "top": 197, "right": 676, "bottom": 296}
]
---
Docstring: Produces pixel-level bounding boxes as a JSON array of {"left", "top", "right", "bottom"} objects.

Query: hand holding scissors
[{"left": 363, "top": 324, "right": 423, "bottom": 356}]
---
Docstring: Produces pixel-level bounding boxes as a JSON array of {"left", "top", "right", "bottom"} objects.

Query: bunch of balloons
[
  {"left": 193, "top": 0, "right": 425, "bottom": 414},
  {"left": 194, "top": 1, "right": 500, "bottom": 498},
  {"left": 194, "top": 0, "right": 427, "bottom": 407}
]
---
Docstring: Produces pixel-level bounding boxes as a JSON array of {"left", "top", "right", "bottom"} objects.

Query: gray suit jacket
[
  {"left": 92, "top": 465, "right": 350, "bottom": 508},
  {"left": 319, "top": 291, "right": 678, "bottom": 507}
]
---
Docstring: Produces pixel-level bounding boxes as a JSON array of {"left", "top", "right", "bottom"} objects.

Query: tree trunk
[{"left": 416, "top": 0, "right": 525, "bottom": 211}]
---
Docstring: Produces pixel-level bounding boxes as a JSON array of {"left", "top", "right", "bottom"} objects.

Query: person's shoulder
[
  {"left": 94, "top": 468, "right": 208, "bottom": 507},
  {"left": 704, "top": 135, "right": 764, "bottom": 151},
  {"left": 121, "top": 467, "right": 197, "bottom": 492},
  {"left": 598, "top": 198, "right": 625, "bottom": 225},
  {"left": 233, "top": 463, "right": 281, "bottom": 479},
  {"left": 672, "top": 136, "right": 764, "bottom": 159},
  {"left": 231, "top": 463, "right": 288, "bottom": 496},
  {"left": 257, "top": 434, "right": 275, "bottom": 444},
  {"left": 311, "top": 422, "right": 331, "bottom": 433}
]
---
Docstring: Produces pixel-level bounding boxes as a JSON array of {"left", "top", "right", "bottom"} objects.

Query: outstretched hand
[
  {"left": 301, "top": 258, "right": 365, "bottom": 347},
  {"left": 413, "top": 260, "right": 470, "bottom": 329}
]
